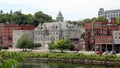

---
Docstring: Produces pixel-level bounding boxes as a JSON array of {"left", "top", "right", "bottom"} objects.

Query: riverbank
[
  {"left": 1, "top": 51, "right": 120, "bottom": 66},
  {"left": 27, "top": 58, "right": 120, "bottom": 66}
]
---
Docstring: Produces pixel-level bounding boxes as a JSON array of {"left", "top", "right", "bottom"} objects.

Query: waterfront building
[
  {"left": 0, "top": 23, "right": 34, "bottom": 47},
  {"left": 33, "top": 11, "right": 82, "bottom": 48},
  {"left": 113, "top": 28, "right": 120, "bottom": 52},
  {"left": 113, "top": 31, "right": 120, "bottom": 44},
  {"left": 84, "top": 18, "right": 118, "bottom": 51},
  {"left": 13, "top": 12, "right": 84, "bottom": 49},
  {"left": 98, "top": 8, "right": 120, "bottom": 21}
]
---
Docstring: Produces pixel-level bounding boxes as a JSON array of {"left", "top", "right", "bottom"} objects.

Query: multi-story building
[
  {"left": 13, "top": 12, "right": 83, "bottom": 49},
  {"left": 0, "top": 23, "right": 34, "bottom": 47},
  {"left": 84, "top": 18, "right": 118, "bottom": 51},
  {"left": 98, "top": 8, "right": 120, "bottom": 21},
  {"left": 113, "top": 26, "right": 120, "bottom": 52}
]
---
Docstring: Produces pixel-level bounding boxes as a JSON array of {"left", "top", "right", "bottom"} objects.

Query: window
[{"left": 41, "top": 27, "right": 43, "bottom": 29}]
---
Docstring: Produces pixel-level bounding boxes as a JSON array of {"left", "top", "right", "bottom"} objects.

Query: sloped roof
[{"left": 57, "top": 11, "right": 63, "bottom": 17}]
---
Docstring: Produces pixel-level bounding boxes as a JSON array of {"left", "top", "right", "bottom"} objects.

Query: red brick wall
[
  {"left": 0, "top": 23, "right": 35, "bottom": 47},
  {"left": 84, "top": 21, "right": 118, "bottom": 50}
]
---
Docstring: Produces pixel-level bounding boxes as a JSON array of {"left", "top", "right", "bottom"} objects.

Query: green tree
[
  {"left": 81, "top": 33, "right": 84, "bottom": 39},
  {"left": 0, "top": 46, "right": 9, "bottom": 51},
  {"left": 117, "top": 16, "right": 120, "bottom": 25},
  {"left": 34, "top": 43, "right": 41, "bottom": 49},
  {"left": 0, "top": 14, "right": 11, "bottom": 23},
  {"left": 48, "top": 41, "right": 54, "bottom": 52},
  {"left": 16, "top": 35, "right": 34, "bottom": 51},
  {"left": 95, "top": 16, "right": 108, "bottom": 22},
  {"left": 34, "top": 11, "right": 53, "bottom": 23},
  {"left": 67, "top": 20, "right": 78, "bottom": 25},
  {"left": 53, "top": 39, "right": 74, "bottom": 53},
  {"left": 65, "top": 40, "right": 74, "bottom": 51},
  {"left": 0, "top": 10, "right": 3, "bottom": 14},
  {"left": 83, "top": 18, "right": 92, "bottom": 23},
  {"left": 26, "top": 14, "right": 36, "bottom": 25},
  {"left": 11, "top": 12, "right": 22, "bottom": 24},
  {"left": 0, "top": 10, "right": 54, "bottom": 26}
]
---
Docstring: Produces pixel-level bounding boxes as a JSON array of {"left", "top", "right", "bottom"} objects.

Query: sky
[{"left": 0, "top": 0, "right": 120, "bottom": 21}]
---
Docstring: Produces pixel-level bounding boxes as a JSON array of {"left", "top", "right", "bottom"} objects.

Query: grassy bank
[{"left": 1, "top": 51, "right": 120, "bottom": 62}]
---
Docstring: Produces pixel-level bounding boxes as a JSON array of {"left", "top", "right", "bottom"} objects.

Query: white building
[
  {"left": 13, "top": 11, "right": 84, "bottom": 48},
  {"left": 98, "top": 8, "right": 120, "bottom": 21},
  {"left": 113, "top": 31, "right": 120, "bottom": 44}
]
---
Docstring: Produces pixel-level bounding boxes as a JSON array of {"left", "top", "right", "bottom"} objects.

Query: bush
[{"left": 0, "top": 52, "right": 120, "bottom": 62}]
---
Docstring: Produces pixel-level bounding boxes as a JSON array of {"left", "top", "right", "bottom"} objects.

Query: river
[{"left": 20, "top": 62, "right": 119, "bottom": 68}]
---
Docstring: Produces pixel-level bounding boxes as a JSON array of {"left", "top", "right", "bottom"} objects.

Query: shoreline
[
  {"left": 28, "top": 58, "right": 120, "bottom": 66},
  {"left": 2, "top": 51, "right": 120, "bottom": 66}
]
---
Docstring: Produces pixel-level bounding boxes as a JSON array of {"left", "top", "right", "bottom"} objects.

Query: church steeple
[{"left": 56, "top": 11, "right": 64, "bottom": 22}]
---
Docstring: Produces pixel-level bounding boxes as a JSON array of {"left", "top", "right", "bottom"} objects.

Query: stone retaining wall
[{"left": 27, "top": 58, "right": 120, "bottom": 66}]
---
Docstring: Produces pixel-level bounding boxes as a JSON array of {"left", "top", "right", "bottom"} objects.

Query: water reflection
[{"left": 20, "top": 62, "right": 119, "bottom": 68}]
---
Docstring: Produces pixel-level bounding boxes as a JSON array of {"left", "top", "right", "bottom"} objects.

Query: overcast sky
[{"left": 0, "top": 0, "right": 120, "bottom": 21}]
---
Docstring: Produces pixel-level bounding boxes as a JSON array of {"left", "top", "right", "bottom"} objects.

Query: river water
[{"left": 20, "top": 62, "right": 119, "bottom": 68}]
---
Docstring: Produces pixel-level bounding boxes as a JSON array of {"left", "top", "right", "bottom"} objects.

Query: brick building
[
  {"left": 84, "top": 18, "right": 119, "bottom": 51},
  {"left": 0, "top": 23, "right": 34, "bottom": 47}
]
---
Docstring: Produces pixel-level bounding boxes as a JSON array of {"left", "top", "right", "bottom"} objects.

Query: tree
[
  {"left": 53, "top": 39, "right": 74, "bottom": 53},
  {"left": 34, "top": 11, "right": 53, "bottom": 23},
  {"left": 95, "top": 16, "right": 108, "bottom": 22},
  {"left": 10, "top": 10, "right": 13, "bottom": 16},
  {"left": 16, "top": 35, "right": 34, "bottom": 51},
  {"left": 0, "top": 14, "right": 11, "bottom": 23},
  {"left": 65, "top": 40, "right": 74, "bottom": 51},
  {"left": 83, "top": 18, "right": 92, "bottom": 23},
  {"left": 0, "top": 46, "right": 9, "bottom": 51},
  {"left": 81, "top": 33, "right": 84, "bottom": 39},
  {"left": 0, "top": 10, "right": 54, "bottom": 26},
  {"left": 0, "top": 10, "right": 3, "bottom": 14},
  {"left": 117, "top": 16, "right": 120, "bottom": 25},
  {"left": 67, "top": 20, "right": 78, "bottom": 25},
  {"left": 34, "top": 43, "right": 41, "bottom": 49},
  {"left": 48, "top": 41, "right": 54, "bottom": 52}
]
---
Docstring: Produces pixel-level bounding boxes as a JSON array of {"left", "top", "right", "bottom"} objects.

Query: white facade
[
  {"left": 113, "top": 31, "right": 120, "bottom": 44},
  {"left": 98, "top": 8, "right": 120, "bottom": 21},
  {"left": 34, "top": 22, "right": 82, "bottom": 48},
  {"left": 13, "top": 12, "right": 84, "bottom": 48},
  {"left": 13, "top": 30, "right": 33, "bottom": 48}
]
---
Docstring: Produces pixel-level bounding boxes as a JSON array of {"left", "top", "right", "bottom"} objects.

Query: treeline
[
  {"left": 0, "top": 9, "right": 109, "bottom": 27},
  {"left": 67, "top": 16, "right": 108, "bottom": 27},
  {"left": 0, "top": 10, "right": 53, "bottom": 26}
]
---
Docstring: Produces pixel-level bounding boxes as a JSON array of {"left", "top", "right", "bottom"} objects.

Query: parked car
[{"left": 96, "top": 51, "right": 104, "bottom": 54}]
